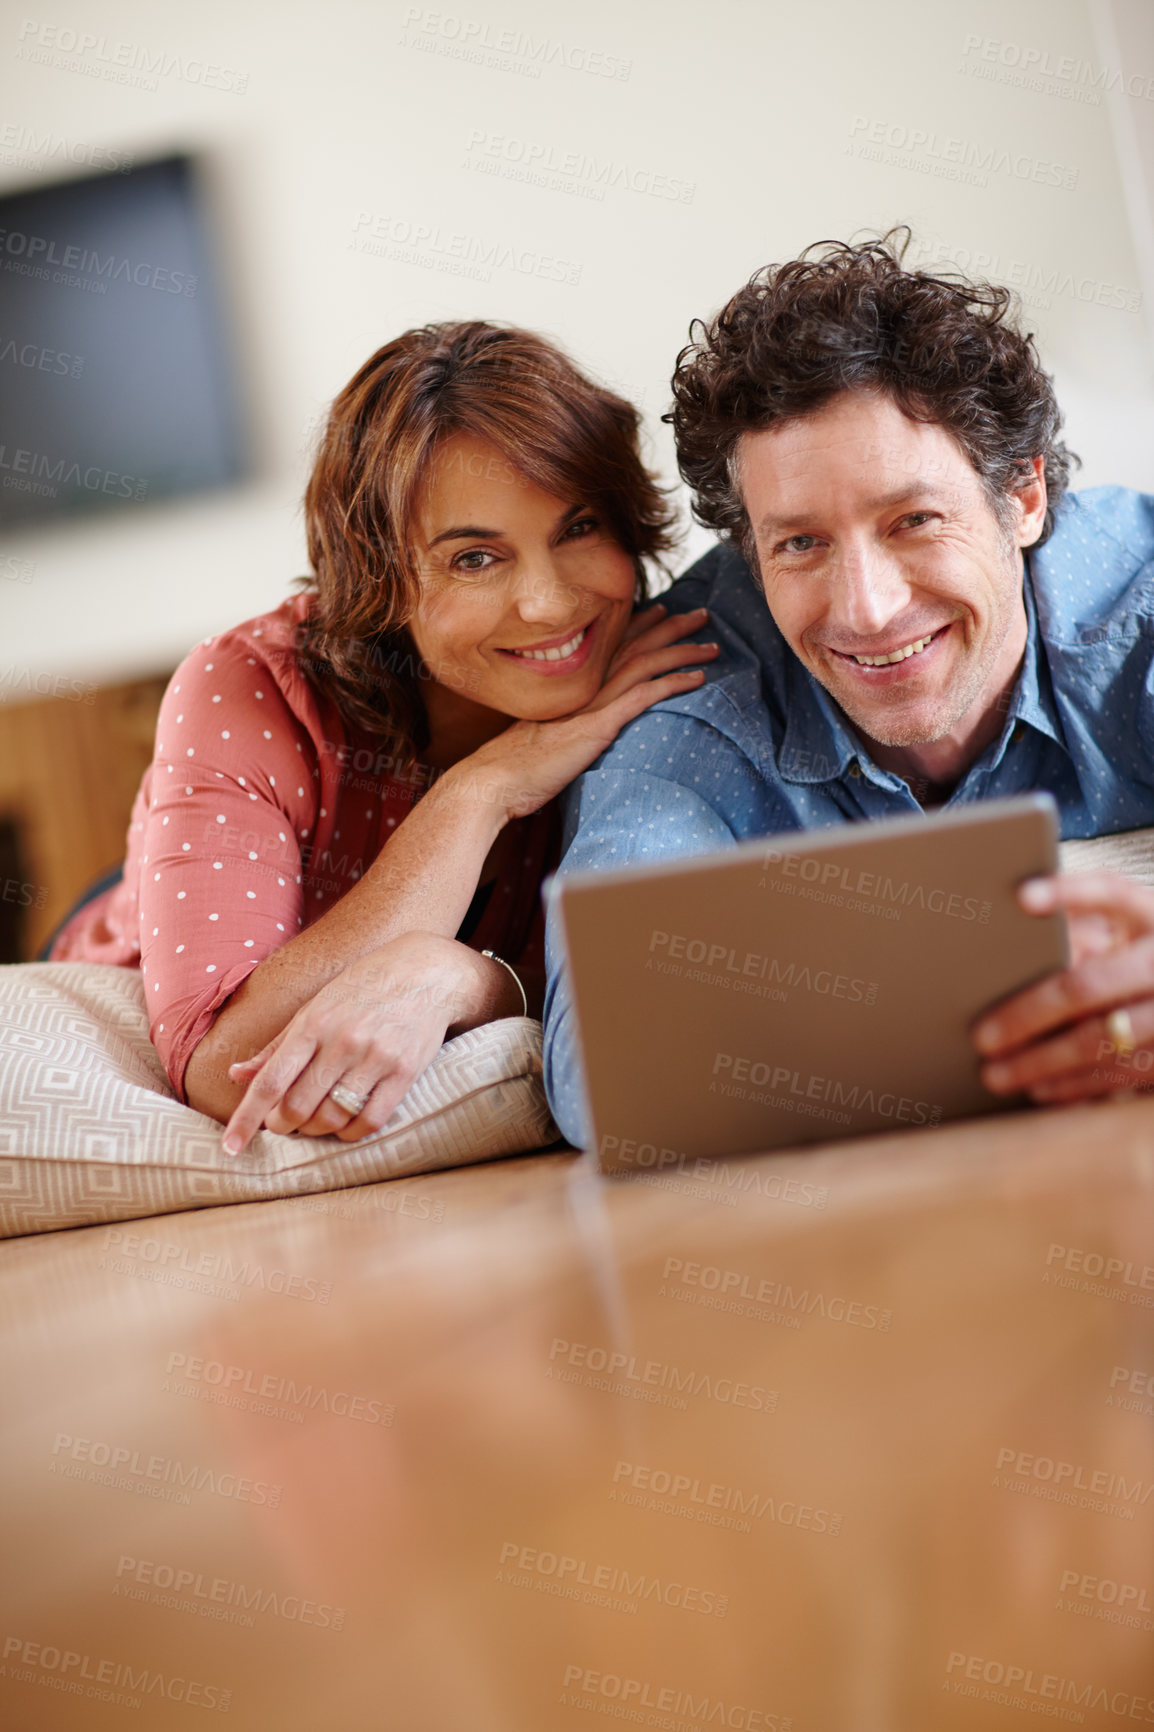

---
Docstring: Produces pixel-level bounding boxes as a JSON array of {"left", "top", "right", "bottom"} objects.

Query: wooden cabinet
[{"left": 0, "top": 673, "right": 170, "bottom": 960}]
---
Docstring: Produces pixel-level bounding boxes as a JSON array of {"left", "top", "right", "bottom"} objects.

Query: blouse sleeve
[{"left": 138, "top": 633, "right": 317, "bottom": 1102}]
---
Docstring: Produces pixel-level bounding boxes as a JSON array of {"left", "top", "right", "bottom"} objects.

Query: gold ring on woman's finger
[
  {"left": 1106, "top": 1007, "right": 1137, "bottom": 1059},
  {"left": 329, "top": 1082, "right": 368, "bottom": 1115}
]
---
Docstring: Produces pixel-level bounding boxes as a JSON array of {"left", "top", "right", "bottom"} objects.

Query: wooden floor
[{"left": 2, "top": 1098, "right": 1154, "bottom": 1730}]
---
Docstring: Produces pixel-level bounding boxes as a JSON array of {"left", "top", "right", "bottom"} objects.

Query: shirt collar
[
  {"left": 777, "top": 654, "right": 863, "bottom": 784},
  {"left": 997, "top": 563, "right": 1065, "bottom": 748},
  {"left": 776, "top": 565, "right": 1065, "bottom": 787}
]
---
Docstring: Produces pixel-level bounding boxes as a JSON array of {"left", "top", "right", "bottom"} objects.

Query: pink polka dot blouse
[{"left": 52, "top": 594, "right": 558, "bottom": 1101}]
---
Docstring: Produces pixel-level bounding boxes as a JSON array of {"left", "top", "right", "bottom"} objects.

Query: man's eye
[
  {"left": 899, "top": 512, "right": 934, "bottom": 529},
  {"left": 779, "top": 534, "right": 819, "bottom": 554}
]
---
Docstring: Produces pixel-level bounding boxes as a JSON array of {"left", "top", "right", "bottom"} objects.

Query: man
[{"left": 542, "top": 235, "right": 1154, "bottom": 1148}]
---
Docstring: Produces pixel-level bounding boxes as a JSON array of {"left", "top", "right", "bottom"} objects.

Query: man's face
[{"left": 739, "top": 391, "right": 1045, "bottom": 753}]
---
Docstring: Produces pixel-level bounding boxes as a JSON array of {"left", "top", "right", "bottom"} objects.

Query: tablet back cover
[{"left": 555, "top": 796, "right": 1067, "bottom": 1166}]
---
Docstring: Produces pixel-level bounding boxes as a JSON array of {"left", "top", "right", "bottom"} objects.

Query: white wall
[{"left": 2, "top": 0, "right": 1152, "bottom": 695}]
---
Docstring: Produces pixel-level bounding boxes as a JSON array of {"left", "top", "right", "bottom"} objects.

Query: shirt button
[
  {"left": 1011, "top": 723, "right": 1025, "bottom": 743},
  {"left": 848, "top": 761, "right": 861, "bottom": 778}
]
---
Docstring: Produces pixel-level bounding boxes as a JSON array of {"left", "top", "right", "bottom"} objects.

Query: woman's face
[{"left": 407, "top": 432, "right": 638, "bottom": 723}]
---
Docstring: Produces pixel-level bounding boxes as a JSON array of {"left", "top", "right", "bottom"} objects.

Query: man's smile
[{"left": 823, "top": 623, "right": 953, "bottom": 677}]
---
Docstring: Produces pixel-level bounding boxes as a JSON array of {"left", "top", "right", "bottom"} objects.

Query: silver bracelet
[{"left": 481, "top": 949, "right": 528, "bottom": 1017}]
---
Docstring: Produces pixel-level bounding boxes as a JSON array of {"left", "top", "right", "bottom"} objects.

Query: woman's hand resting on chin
[{"left": 451, "top": 603, "right": 718, "bottom": 821}]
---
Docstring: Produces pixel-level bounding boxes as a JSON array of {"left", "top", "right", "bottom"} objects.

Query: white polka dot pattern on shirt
[{"left": 64, "top": 593, "right": 437, "bottom": 1110}]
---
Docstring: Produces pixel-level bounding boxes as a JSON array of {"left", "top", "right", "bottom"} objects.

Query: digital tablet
[{"left": 551, "top": 795, "right": 1068, "bottom": 1170}]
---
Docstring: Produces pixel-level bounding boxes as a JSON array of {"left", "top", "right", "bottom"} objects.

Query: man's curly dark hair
[{"left": 668, "top": 231, "right": 1076, "bottom": 559}]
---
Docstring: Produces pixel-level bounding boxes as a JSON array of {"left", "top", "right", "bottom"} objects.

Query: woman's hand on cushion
[
  {"left": 219, "top": 933, "right": 518, "bottom": 1154},
  {"left": 450, "top": 604, "right": 718, "bottom": 822}
]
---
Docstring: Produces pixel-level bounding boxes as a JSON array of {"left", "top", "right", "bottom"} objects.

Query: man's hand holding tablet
[{"left": 977, "top": 872, "right": 1154, "bottom": 1105}]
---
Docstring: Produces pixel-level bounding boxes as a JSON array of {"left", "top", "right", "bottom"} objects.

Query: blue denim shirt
[{"left": 543, "top": 485, "right": 1154, "bottom": 1145}]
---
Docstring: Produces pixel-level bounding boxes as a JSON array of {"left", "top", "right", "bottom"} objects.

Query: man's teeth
[
  {"left": 851, "top": 633, "right": 936, "bottom": 668},
  {"left": 511, "top": 627, "right": 587, "bottom": 662}
]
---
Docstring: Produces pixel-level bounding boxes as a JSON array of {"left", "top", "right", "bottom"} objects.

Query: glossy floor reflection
[{"left": 3, "top": 1099, "right": 1154, "bottom": 1730}]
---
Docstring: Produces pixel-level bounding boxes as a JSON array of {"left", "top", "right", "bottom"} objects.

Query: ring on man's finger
[
  {"left": 329, "top": 1082, "right": 368, "bottom": 1115},
  {"left": 1105, "top": 1006, "right": 1137, "bottom": 1059}
]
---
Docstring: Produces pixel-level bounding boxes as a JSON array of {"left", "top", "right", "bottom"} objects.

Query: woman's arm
[
  {"left": 183, "top": 763, "right": 517, "bottom": 1123},
  {"left": 203, "top": 604, "right": 717, "bottom": 1150}
]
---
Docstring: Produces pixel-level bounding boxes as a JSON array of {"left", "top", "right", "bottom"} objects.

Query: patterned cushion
[
  {"left": 1059, "top": 826, "right": 1154, "bottom": 889},
  {"left": 0, "top": 963, "right": 559, "bottom": 1238}
]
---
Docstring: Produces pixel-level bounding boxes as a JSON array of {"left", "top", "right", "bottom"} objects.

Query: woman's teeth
[
  {"left": 851, "top": 632, "right": 937, "bottom": 667},
  {"left": 510, "top": 626, "right": 587, "bottom": 662}
]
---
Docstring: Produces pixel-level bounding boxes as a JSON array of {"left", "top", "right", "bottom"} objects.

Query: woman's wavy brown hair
[
  {"left": 669, "top": 230, "right": 1076, "bottom": 562},
  {"left": 296, "top": 320, "right": 677, "bottom": 765}
]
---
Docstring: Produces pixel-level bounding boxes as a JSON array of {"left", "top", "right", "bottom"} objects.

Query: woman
[{"left": 53, "top": 321, "right": 716, "bottom": 1154}]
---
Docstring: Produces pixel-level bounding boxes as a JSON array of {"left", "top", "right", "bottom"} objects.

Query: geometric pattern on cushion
[
  {"left": 0, "top": 963, "right": 559, "bottom": 1238},
  {"left": 1059, "top": 825, "right": 1154, "bottom": 889}
]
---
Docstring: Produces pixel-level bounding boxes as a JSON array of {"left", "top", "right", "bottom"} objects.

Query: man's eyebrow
[
  {"left": 426, "top": 504, "right": 585, "bottom": 548},
  {"left": 756, "top": 480, "right": 953, "bottom": 536}
]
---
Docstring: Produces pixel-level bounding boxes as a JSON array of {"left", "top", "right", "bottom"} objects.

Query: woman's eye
[
  {"left": 452, "top": 548, "right": 499, "bottom": 574},
  {"left": 562, "top": 516, "right": 599, "bottom": 541}
]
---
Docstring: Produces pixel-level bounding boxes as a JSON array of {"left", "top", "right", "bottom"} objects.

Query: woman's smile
[{"left": 495, "top": 618, "right": 599, "bottom": 674}]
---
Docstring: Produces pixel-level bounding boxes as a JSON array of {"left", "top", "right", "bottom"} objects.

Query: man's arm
[
  {"left": 543, "top": 754, "right": 747, "bottom": 1148},
  {"left": 977, "top": 575, "right": 1154, "bottom": 1103}
]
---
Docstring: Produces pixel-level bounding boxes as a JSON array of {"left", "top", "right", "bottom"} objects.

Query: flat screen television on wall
[{"left": 0, "top": 153, "right": 245, "bottom": 529}]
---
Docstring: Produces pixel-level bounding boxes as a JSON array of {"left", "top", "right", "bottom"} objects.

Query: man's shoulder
[
  {"left": 658, "top": 539, "right": 792, "bottom": 668},
  {"left": 660, "top": 540, "right": 763, "bottom": 614},
  {"left": 595, "top": 544, "right": 790, "bottom": 783},
  {"left": 1032, "top": 486, "right": 1154, "bottom": 640}
]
